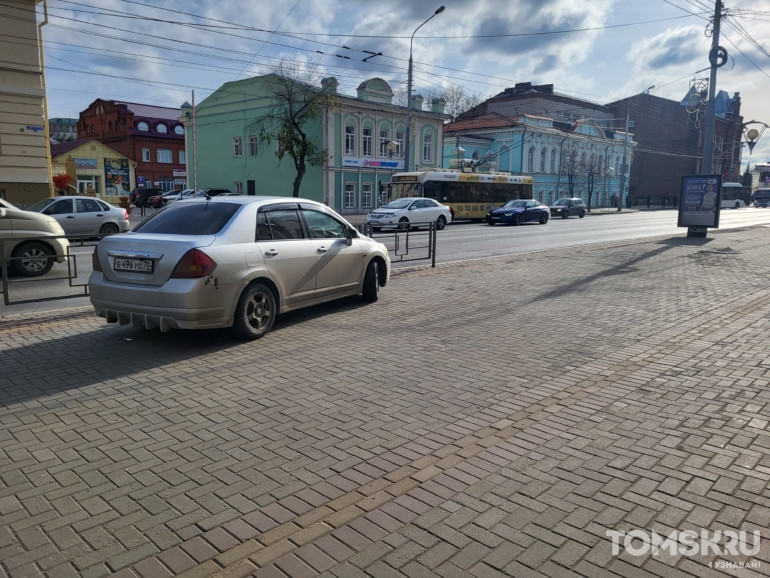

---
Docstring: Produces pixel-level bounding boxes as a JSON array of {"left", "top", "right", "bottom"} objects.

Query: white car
[
  {"left": 89, "top": 197, "right": 391, "bottom": 339},
  {"left": 366, "top": 197, "right": 452, "bottom": 231},
  {"left": 27, "top": 196, "right": 130, "bottom": 237}
]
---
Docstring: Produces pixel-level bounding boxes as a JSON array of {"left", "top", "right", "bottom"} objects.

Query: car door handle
[
  {"left": 264, "top": 249, "right": 278, "bottom": 256},
  {"left": 316, "top": 246, "right": 328, "bottom": 253},
  {"left": 65, "top": 216, "right": 75, "bottom": 218}
]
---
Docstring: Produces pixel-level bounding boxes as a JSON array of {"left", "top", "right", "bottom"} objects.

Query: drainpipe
[{"left": 39, "top": 0, "right": 54, "bottom": 196}]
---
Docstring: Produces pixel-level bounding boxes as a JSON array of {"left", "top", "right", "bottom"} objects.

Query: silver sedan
[
  {"left": 89, "top": 197, "right": 391, "bottom": 339},
  {"left": 27, "top": 196, "right": 131, "bottom": 237}
]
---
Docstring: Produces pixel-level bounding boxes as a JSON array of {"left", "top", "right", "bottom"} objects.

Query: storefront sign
[
  {"left": 342, "top": 157, "right": 403, "bottom": 169},
  {"left": 173, "top": 168, "right": 187, "bottom": 177},
  {"left": 104, "top": 158, "right": 131, "bottom": 196},
  {"left": 75, "top": 157, "right": 97, "bottom": 169},
  {"left": 678, "top": 175, "right": 721, "bottom": 229}
]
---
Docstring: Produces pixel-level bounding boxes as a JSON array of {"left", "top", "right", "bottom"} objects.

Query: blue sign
[{"left": 138, "top": 176, "right": 144, "bottom": 183}]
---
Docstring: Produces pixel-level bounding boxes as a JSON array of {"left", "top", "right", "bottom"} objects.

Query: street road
[{"left": 3, "top": 207, "right": 770, "bottom": 316}]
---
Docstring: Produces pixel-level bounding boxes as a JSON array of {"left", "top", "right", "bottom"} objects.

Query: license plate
[{"left": 114, "top": 257, "right": 153, "bottom": 273}]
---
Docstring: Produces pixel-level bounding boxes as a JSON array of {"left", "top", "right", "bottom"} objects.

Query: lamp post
[{"left": 404, "top": 5, "right": 444, "bottom": 173}]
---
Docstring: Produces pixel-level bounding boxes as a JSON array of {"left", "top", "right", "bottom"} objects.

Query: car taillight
[
  {"left": 171, "top": 249, "right": 217, "bottom": 278},
  {"left": 92, "top": 247, "right": 102, "bottom": 272},
  {"left": 123, "top": 211, "right": 129, "bottom": 221}
]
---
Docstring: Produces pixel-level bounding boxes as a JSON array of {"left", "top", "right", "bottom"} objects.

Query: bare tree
[
  {"left": 563, "top": 143, "right": 580, "bottom": 197},
  {"left": 249, "top": 60, "right": 335, "bottom": 197},
  {"left": 581, "top": 152, "right": 600, "bottom": 210},
  {"left": 423, "top": 85, "right": 484, "bottom": 119}
]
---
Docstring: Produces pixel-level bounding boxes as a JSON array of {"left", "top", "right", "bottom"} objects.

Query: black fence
[{"left": 359, "top": 222, "right": 437, "bottom": 268}]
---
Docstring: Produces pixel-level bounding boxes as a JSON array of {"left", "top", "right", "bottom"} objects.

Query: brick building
[
  {"left": 77, "top": 99, "right": 187, "bottom": 192},
  {"left": 607, "top": 90, "right": 744, "bottom": 203}
]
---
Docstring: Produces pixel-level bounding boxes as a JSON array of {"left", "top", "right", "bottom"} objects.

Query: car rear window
[{"left": 133, "top": 202, "right": 240, "bottom": 235}]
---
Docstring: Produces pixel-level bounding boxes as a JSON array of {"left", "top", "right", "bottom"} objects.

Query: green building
[{"left": 181, "top": 74, "right": 448, "bottom": 215}]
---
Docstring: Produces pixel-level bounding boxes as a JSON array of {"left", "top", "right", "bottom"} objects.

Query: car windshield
[
  {"left": 133, "top": 202, "right": 240, "bottom": 235},
  {"left": 27, "top": 199, "right": 52, "bottom": 212},
  {"left": 381, "top": 199, "right": 413, "bottom": 209},
  {"left": 502, "top": 200, "right": 527, "bottom": 208},
  {"left": 552, "top": 199, "right": 572, "bottom": 206}
]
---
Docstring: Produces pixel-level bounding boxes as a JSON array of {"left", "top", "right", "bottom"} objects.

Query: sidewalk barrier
[{"left": 359, "top": 221, "right": 437, "bottom": 267}]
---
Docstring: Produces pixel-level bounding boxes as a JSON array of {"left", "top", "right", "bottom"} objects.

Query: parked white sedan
[
  {"left": 27, "top": 196, "right": 130, "bottom": 237},
  {"left": 366, "top": 197, "right": 452, "bottom": 231}
]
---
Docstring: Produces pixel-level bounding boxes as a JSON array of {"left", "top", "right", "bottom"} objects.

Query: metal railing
[
  {"left": 359, "top": 221, "right": 437, "bottom": 267},
  {"left": 0, "top": 236, "right": 91, "bottom": 306}
]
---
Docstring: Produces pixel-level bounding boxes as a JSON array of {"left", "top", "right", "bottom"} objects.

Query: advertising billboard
[{"left": 678, "top": 175, "right": 721, "bottom": 230}]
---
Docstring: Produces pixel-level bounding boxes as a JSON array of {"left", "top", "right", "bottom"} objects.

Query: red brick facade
[{"left": 77, "top": 99, "right": 186, "bottom": 191}]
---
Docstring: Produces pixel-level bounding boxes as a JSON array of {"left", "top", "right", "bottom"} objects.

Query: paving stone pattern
[{"left": 1, "top": 228, "right": 770, "bottom": 577}]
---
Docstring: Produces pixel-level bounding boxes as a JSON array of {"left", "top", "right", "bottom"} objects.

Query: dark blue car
[{"left": 486, "top": 199, "right": 550, "bottom": 226}]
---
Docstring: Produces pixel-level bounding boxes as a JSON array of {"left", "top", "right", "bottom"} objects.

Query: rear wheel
[
  {"left": 99, "top": 223, "right": 119, "bottom": 235},
  {"left": 362, "top": 260, "right": 379, "bottom": 302},
  {"left": 11, "top": 242, "right": 54, "bottom": 277},
  {"left": 579, "top": 210, "right": 585, "bottom": 218},
  {"left": 561, "top": 211, "right": 569, "bottom": 219},
  {"left": 513, "top": 213, "right": 523, "bottom": 226},
  {"left": 232, "top": 282, "right": 276, "bottom": 339},
  {"left": 436, "top": 215, "right": 447, "bottom": 230}
]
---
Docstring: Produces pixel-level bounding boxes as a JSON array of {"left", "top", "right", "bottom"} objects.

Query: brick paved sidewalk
[{"left": 1, "top": 227, "right": 769, "bottom": 577}]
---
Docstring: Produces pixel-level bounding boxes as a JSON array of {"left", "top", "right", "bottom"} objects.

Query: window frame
[
  {"left": 233, "top": 136, "right": 243, "bottom": 157},
  {"left": 157, "top": 149, "right": 172, "bottom": 163}
]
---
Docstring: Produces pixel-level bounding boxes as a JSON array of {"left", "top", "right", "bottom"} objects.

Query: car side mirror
[{"left": 346, "top": 227, "right": 357, "bottom": 246}]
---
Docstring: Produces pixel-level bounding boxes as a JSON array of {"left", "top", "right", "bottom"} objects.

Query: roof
[
  {"left": 113, "top": 102, "right": 181, "bottom": 121},
  {"left": 444, "top": 112, "right": 519, "bottom": 135},
  {"left": 50, "top": 138, "right": 95, "bottom": 158}
]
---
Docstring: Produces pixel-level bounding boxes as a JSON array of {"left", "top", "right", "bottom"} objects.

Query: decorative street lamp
[{"left": 404, "top": 5, "right": 444, "bottom": 173}]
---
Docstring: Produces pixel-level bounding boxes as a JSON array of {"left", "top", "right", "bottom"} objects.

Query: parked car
[
  {"left": 89, "top": 197, "right": 391, "bottom": 339},
  {"left": 0, "top": 198, "right": 70, "bottom": 277},
  {"left": 27, "top": 196, "right": 130, "bottom": 237},
  {"left": 549, "top": 197, "right": 586, "bottom": 218},
  {"left": 129, "top": 187, "right": 165, "bottom": 208},
  {"left": 196, "top": 188, "right": 233, "bottom": 197},
  {"left": 486, "top": 199, "right": 550, "bottom": 225},
  {"left": 366, "top": 197, "right": 452, "bottom": 231},
  {"left": 753, "top": 188, "right": 770, "bottom": 208}
]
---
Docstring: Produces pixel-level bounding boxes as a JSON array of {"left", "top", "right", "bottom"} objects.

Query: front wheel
[
  {"left": 540, "top": 213, "right": 549, "bottom": 225},
  {"left": 232, "top": 283, "right": 276, "bottom": 339},
  {"left": 362, "top": 260, "right": 379, "bottom": 303},
  {"left": 398, "top": 217, "right": 410, "bottom": 231},
  {"left": 11, "top": 242, "right": 54, "bottom": 277},
  {"left": 579, "top": 210, "right": 585, "bottom": 218},
  {"left": 436, "top": 215, "right": 447, "bottom": 230}
]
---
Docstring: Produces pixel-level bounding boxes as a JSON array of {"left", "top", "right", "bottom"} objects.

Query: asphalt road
[{"left": 3, "top": 207, "right": 770, "bottom": 317}]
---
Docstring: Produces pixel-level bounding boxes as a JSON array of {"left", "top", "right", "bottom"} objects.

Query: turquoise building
[{"left": 181, "top": 74, "right": 448, "bottom": 215}]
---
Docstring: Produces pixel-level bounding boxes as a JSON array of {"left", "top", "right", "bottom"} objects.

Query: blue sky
[{"left": 38, "top": 0, "right": 770, "bottom": 170}]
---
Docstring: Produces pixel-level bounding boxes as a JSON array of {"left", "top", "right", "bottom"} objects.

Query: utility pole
[
  {"left": 618, "top": 109, "right": 629, "bottom": 211},
  {"left": 701, "top": 0, "right": 723, "bottom": 175}
]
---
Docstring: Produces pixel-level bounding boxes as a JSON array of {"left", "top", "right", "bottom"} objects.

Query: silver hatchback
[{"left": 89, "top": 197, "right": 391, "bottom": 339}]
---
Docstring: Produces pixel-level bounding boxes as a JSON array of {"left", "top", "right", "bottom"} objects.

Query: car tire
[
  {"left": 99, "top": 223, "right": 119, "bottom": 235},
  {"left": 436, "top": 215, "right": 447, "bottom": 230},
  {"left": 232, "top": 282, "right": 276, "bottom": 340},
  {"left": 540, "top": 213, "right": 549, "bottom": 225},
  {"left": 487, "top": 219, "right": 495, "bottom": 226},
  {"left": 513, "top": 213, "right": 523, "bottom": 226},
  {"left": 398, "top": 217, "right": 410, "bottom": 231},
  {"left": 362, "top": 260, "right": 379, "bottom": 303},
  {"left": 561, "top": 211, "right": 569, "bottom": 219},
  {"left": 11, "top": 242, "right": 54, "bottom": 277},
  {"left": 579, "top": 210, "right": 585, "bottom": 218}
]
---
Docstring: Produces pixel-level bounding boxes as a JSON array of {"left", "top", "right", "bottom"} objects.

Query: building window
[
  {"left": 233, "top": 137, "right": 242, "bottom": 157},
  {"left": 234, "top": 182, "right": 243, "bottom": 194},
  {"left": 344, "top": 183, "right": 356, "bottom": 209},
  {"left": 157, "top": 149, "right": 172, "bottom": 163},
  {"left": 137, "top": 121, "right": 149, "bottom": 132},
  {"left": 396, "top": 130, "right": 405, "bottom": 156},
  {"left": 379, "top": 128, "right": 390, "bottom": 157},
  {"left": 142, "top": 148, "right": 150, "bottom": 162},
  {"left": 550, "top": 148, "right": 557, "bottom": 173},
  {"left": 362, "top": 183, "right": 373, "bottom": 208},
  {"left": 157, "top": 123, "right": 167, "bottom": 134},
  {"left": 527, "top": 146, "right": 535, "bottom": 172},
  {"left": 179, "top": 150, "right": 186, "bottom": 164},
  {"left": 174, "top": 125, "right": 184, "bottom": 135},
  {"left": 248, "top": 136, "right": 258, "bottom": 156},
  {"left": 422, "top": 132, "right": 433, "bottom": 163},
  {"left": 539, "top": 147, "right": 546, "bottom": 173},
  {"left": 345, "top": 125, "right": 356, "bottom": 155},
  {"left": 362, "top": 127, "right": 372, "bottom": 157}
]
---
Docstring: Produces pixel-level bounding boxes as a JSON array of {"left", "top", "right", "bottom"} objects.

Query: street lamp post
[{"left": 404, "top": 5, "right": 444, "bottom": 173}]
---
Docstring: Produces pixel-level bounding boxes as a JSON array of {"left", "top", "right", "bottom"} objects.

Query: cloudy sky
[{"left": 36, "top": 0, "right": 770, "bottom": 169}]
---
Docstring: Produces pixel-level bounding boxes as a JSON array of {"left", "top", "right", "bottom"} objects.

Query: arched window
[
  {"left": 527, "top": 145, "right": 535, "bottom": 172},
  {"left": 345, "top": 123, "right": 356, "bottom": 155},
  {"left": 362, "top": 125, "right": 373, "bottom": 157},
  {"left": 550, "top": 148, "right": 557, "bottom": 173},
  {"left": 422, "top": 131, "right": 434, "bottom": 163},
  {"left": 157, "top": 123, "right": 167, "bottom": 134},
  {"left": 137, "top": 121, "right": 149, "bottom": 132},
  {"left": 539, "top": 147, "right": 546, "bottom": 173},
  {"left": 174, "top": 125, "right": 184, "bottom": 135}
]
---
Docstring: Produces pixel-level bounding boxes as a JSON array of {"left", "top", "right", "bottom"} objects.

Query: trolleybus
[{"left": 389, "top": 170, "right": 534, "bottom": 221}]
